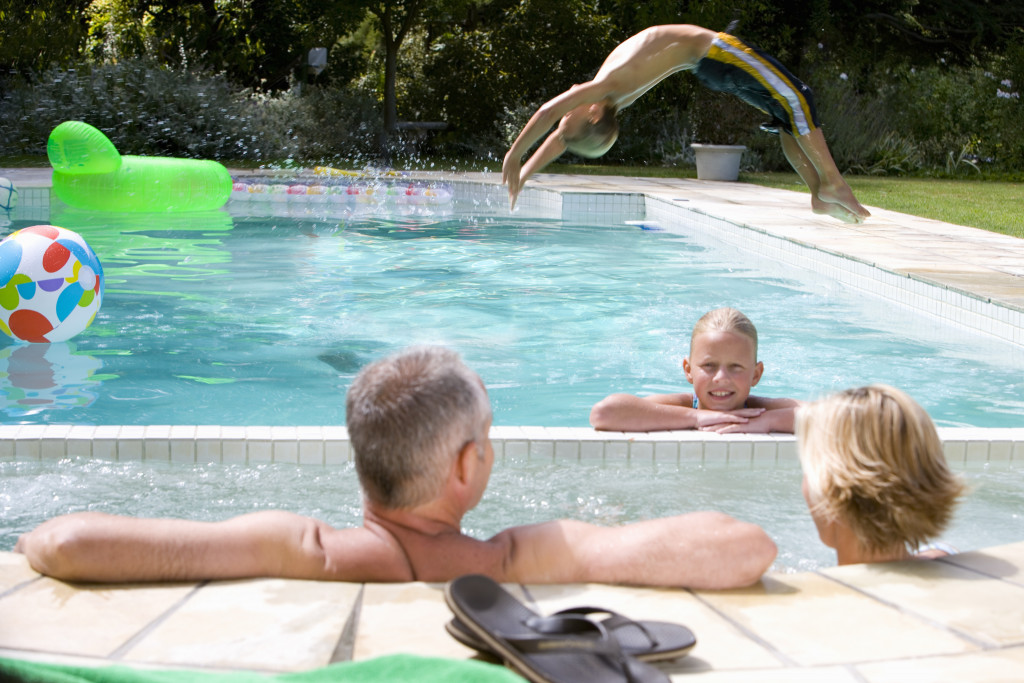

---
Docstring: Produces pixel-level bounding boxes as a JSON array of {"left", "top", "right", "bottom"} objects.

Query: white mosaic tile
[
  {"left": 323, "top": 427, "right": 350, "bottom": 465},
  {"left": 578, "top": 440, "right": 604, "bottom": 460},
  {"left": 628, "top": 440, "right": 654, "bottom": 461},
  {"left": 195, "top": 426, "right": 222, "bottom": 462},
  {"left": 727, "top": 440, "right": 755, "bottom": 463},
  {"left": 602, "top": 439, "right": 630, "bottom": 459},
  {"left": 220, "top": 426, "right": 248, "bottom": 463},
  {"left": 528, "top": 440, "right": 555, "bottom": 460},
  {"left": 298, "top": 438, "right": 324, "bottom": 465},
  {"left": 678, "top": 440, "right": 705, "bottom": 462}
]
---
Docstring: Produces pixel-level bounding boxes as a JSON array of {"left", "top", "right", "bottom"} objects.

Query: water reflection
[{"left": 0, "top": 341, "right": 105, "bottom": 416}]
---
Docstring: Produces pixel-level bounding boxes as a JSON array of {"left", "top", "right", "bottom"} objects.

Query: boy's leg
[{"left": 781, "top": 128, "right": 870, "bottom": 223}]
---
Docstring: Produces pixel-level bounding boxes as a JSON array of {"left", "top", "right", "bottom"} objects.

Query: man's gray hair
[{"left": 346, "top": 346, "right": 491, "bottom": 509}]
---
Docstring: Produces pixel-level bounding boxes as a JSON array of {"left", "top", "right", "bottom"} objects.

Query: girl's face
[{"left": 683, "top": 330, "right": 763, "bottom": 411}]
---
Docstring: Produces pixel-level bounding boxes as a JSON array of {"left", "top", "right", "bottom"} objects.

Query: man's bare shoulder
[{"left": 317, "top": 522, "right": 416, "bottom": 582}]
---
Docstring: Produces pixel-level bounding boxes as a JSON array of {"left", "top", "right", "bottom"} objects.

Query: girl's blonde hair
[
  {"left": 690, "top": 307, "right": 758, "bottom": 356},
  {"left": 797, "top": 384, "right": 965, "bottom": 554}
]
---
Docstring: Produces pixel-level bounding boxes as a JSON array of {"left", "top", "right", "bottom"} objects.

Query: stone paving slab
[{"left": 2, "top": 543, "right": 1024, "bottom": 680}]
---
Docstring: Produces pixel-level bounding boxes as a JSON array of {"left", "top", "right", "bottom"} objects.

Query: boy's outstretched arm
[
  {"left": 505, "top": 133, "right": 566, "bottom": 210},
  {"left": 503, "top": 81, "right": 610, "bottom": 207}
]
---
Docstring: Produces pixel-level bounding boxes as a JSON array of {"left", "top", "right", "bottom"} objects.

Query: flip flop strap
[
  {"left": 500, "top": 615, "right": 616, "bottom": 655},
  {"left": 548, "top": 606, "right": 661, "bottom": 649},
  {"left": 500, "top": 616, "right": 645, "bottom": 683}
]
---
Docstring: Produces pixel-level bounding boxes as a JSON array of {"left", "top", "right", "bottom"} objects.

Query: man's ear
[{"left": 454, "top": 440, "right": 479, "bottom": 486}]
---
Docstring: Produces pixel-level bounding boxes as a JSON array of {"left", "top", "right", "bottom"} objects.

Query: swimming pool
[
  {"left": 2, "top": 176, "right": 1021, "bottom": 572},
  {"left": 2, "top": 454, "right": 1020, "bottom": 571},
  {"left": 1, "top": 182, "right": 1022, "bottom": 428}
]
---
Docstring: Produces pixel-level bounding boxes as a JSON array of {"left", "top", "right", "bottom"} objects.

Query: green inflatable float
[{"left": 47, "top": 121, "right": 232, "bottom": 212}]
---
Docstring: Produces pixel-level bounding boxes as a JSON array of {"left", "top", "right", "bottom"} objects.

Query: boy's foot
[
  {"left": 814, "top": 184, "right": 870, "bottom": 223},
  {"left": 812, "top": 195, "right": 865, "bottom": 224}
]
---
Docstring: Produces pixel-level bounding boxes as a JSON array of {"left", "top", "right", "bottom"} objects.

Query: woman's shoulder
[{"left": 915, "top": 541, "right": 959, "bottom": 559}]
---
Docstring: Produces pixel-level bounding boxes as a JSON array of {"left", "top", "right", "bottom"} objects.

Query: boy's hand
[{"left": 502, "top": 151, "right": 523, "bottom": 210}]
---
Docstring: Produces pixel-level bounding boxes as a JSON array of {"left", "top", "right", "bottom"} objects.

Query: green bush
[
  {"left": 0, "top": 59, "right": 293, "bottom": 160},
  {"left": 1, "top": 43, "right": 1019, "bottom": 176},
  {"left": 880, "top": 61, "right": 1023, "bottom": 173}
]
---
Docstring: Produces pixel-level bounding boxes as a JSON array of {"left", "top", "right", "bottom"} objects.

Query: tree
[
  {"left": 361, "top": 0, "right": 483, "bottom": 142},
  {"left": 418, "top": 0, "right": 616, "bottom": 150},
  {"left": 0, "top": 0, "right": 93, "bottom": 74},
  {"left": 82, "top": 0, "right": 364, "bottom": 91}
]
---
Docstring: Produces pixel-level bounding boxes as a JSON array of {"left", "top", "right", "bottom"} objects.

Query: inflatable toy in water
[
  {"left": 0, "top": 177, "right": 17, "bottom": 212},
  {"left": 47, "top": 121, "right": 232, "bottom": 212},
  {"left": 0, "top": 225, "right": 104, "bottom": 343}
]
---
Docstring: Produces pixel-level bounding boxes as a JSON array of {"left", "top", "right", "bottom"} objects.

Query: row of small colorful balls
[{"left": 232, "top": 181, "right": 454, "bottom": 204}]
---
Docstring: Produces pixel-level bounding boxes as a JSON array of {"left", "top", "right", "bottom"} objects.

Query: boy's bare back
[{"left": 593, "top": 25, "right": 716, "bottom": 108}]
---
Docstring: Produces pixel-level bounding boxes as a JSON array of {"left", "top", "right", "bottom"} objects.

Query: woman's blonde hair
[
  {"left": 690, "top": 307, "right": 758, "bottom": 356},
  {"left": 797, "top": 384, "right": 965, "bottom": 554}
]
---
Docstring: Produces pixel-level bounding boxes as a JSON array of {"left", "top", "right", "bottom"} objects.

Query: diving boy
[{"left": 503, "top": 24, "right": 870, "bottom": 223}]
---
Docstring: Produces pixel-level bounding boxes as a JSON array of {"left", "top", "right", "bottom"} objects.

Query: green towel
[{"left": 0, "top": 655, "right": 525, "bottom": 683}]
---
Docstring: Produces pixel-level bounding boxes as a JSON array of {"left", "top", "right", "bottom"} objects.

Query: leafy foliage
[
  {"left": 0, "top": 0, "right": 1021, "bottom": 173},
  {"left": 0, "top": 0, "right": 93, "bottom": 74},
  {"left": 0, "top": 60, "right": 294, "bottom": 160}
]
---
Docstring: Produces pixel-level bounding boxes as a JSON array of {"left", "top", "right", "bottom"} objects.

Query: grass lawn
[
  {"left": 552, "top": 164, "right": 1024, "bottom": 238},
  {"left": 746, "top": 172, "right": 1024, "bottom": 238}
]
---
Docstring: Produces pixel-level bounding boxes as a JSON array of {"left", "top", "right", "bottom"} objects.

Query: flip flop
[
  {"left": 446, "top": 605, "right": 696, "bottom": 662},
  {"left": 445, "top": 574, "right": 671, "bottom": 683}
]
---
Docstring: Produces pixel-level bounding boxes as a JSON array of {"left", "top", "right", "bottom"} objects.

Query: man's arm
[
  {"left": 14, "top": 510, "right": 407, "bottom": 583},
  {"left": 590, "top": 393, "right": 763, "bottom": 432},
  {"left": 498, "top": 511, "right": 776, "bottom": 589}
]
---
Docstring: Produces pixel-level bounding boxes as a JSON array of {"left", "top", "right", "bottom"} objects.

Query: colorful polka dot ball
[
  {"left": 0, "top": 177, "right": 17, "bottom": 212},
  {"left": 0, "top": 225, "right": 104, "bottom": 342}
]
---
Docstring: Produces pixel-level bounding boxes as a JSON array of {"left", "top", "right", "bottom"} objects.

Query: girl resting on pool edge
[{"left": 590, "top": 307, "right": 800, "bottom": 433}]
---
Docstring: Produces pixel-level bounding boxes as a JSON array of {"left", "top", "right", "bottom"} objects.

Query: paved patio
[{"left": 2, "top": 543, "right": 1024, "bottom": 681}]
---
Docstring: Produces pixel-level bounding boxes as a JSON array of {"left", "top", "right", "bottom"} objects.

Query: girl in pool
[
  {"left": 797, "top": 384, "right": 966, "bottom": 565},
  {"left": 590, "top": 307, "right": 799, "bottom": 433}
]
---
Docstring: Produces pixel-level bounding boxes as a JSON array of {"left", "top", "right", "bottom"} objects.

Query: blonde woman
[{"left": 797, "top": 384, "right": 966, "bottom": 565}]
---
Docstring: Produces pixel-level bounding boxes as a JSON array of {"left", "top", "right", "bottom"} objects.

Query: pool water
[
  {"left": 1, "top": 200, "right": 1022, "bottom": 427},
  {"left": 2, "top": 456, "right": 1020, "bottom": 571}
]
